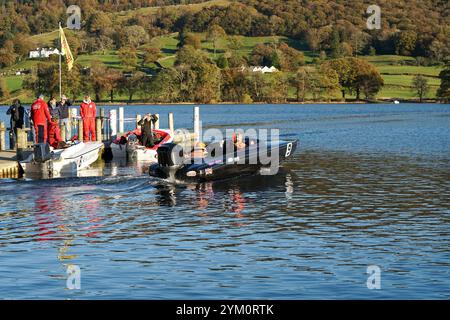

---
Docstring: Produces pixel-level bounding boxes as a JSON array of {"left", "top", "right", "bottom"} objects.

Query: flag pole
[{"left": 59, "top": 22, "right": 62, "bottom": 100}]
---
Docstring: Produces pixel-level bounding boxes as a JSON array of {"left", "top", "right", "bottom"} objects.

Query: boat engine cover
[
  {"left": 157, "top": 143, "right": 185, "bottom": 167},
  {"left": 33, "top": 143, "right": 52, "bottom": 163}
]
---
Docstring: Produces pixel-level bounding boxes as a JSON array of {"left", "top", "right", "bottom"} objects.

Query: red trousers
[
  {"left": 34, "top": 123, "right": 48, "bottom": 144},
  {"left": 83, "top": 117, "right": 96, "bottom": 142}
]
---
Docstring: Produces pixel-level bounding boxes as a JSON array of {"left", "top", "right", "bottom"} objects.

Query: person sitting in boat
[
  {"left": 138, "top": 113, "right": 158, "bottom": 148},
  {"left": 191, "top": 142, "right": 207, "bottom": 158},
  {"left": 233, "top": 133, "right": 246, "bottom": 150},
  {"left": 48, "top": 117, "right": 64, "bottom": 149}
]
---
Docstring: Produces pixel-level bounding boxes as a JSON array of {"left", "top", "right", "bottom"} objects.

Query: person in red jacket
[
  {"left": 80, "top": 95, "right": 97, "bottom": 142},
  {"left": 30, "top": 94, "right": 52, "bottom": 143},
  {"left": 48, "top": 117, "right": 63, "bottom": 149}
]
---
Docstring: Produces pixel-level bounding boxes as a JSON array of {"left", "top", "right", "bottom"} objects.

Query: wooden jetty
[{"left": 0, "top": 106, "right": 201, "bottom": 179}]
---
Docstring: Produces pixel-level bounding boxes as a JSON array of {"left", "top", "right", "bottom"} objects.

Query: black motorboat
[{"left": 149, "top": 138, "right": 298, "bottom": 182}]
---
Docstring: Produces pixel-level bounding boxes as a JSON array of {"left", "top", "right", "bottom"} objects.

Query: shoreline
[{"left": 0, "top": 100, "right": 444, "bottom": 107}]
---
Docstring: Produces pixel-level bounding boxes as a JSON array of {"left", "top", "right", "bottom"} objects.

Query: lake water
[{"left": 0, "top": 103, "right": 449, "bottom": 299}]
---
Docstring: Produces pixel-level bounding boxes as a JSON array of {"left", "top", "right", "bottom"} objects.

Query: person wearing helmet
[
  {"left": 191, "top": 141, "right": 207, "bottom": 158},
  {"left": 30, "top": 94, "right": 52, "bottom": 143}
]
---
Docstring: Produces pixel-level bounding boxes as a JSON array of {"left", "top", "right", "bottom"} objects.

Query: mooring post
[
  {"left": 136, "top": 114, "right": 142, "bottom": 129},
  {"left": 96, "top": 117, "right": 102, "bottom": 142},
  {"left": 119, "top": 107, "right": 124, "bottom": 133},
  {"left": 60, "top": 123, "right": 66, "bottom": 142},
  {"left": 110, "top": 109, "right": 117, "bottom": 138},
  {"left": 78, "top": 118, "right": 83, "bottom": 141},
  {"left": 154, "top": 113, "right": 160, "bottom": 130},
  {"left": 193, "top": 106, "right": 200, "bottom": 143},
  {"left": 100, "top": 107, "right": 105, "bottom": 140},
  {"left": 0, "top": 122, "right": 6, "bottom": 151},
  {"left": 168, "top": 112, "right": 174, "bottom": 135}
]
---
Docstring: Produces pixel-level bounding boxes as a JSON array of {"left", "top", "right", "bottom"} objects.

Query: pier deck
[{"left": 0, "top": 151, "right": 19, "bottom": 178}]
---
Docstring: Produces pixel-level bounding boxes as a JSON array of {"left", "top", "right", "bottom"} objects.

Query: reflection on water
[{"left": 0, "top": 150, "right": 449, "bottom": 299}]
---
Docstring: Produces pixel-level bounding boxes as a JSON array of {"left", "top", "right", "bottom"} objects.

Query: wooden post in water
[
  {"left": 16, "top": 128, "right": 28, "bottom": 150},
  {"left": 60, "top": 123, "right": 66, "bottom": 142},
  {"left": 0, "top": 122, "right": 6, "bottom": 151},
  {"left": 168, "top": 113, "right": 174, "bottom": 135},
  {"left": 110, "top": 109, "right": 117, "bottom": 138},
  {"left": 78, "top": 119, "right": 83, "bottom": 141},
  {"left": 154, "top": 113, "right": 160, "bottom": 130},
  {"left": 119, "top": 107, "right": 124, "bottom": 133},
  {"left": 100, "top": 108, "right": 106, "bottom": 140},
  {"left": 193, "top": 106, "right": 200, "bottom": 143},
  {"left": 96, "top": 118, "right": 102, "bottom": 142},
  {"left": 136, "top": 114, "right": 142, "bottom": 129}
]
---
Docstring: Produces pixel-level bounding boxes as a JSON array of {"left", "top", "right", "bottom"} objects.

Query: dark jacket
[
  {"left": 138, "top": 115, "right": 158, "bottom": 134},
  {"left": 57, "top": 99, "right": 72, "bottom": 119},
  {"left": 48, "top": 101, "right": 60, "bottom": 118},
  {"left": 6, "top": 101, "right": 25, "bottom": 129}
]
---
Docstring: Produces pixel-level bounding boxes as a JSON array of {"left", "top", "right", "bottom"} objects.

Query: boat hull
[
  {"left": 150, "top": 139, "right": 298, "bottom": 182},
  {"left": 20, "top": 142, "right": 104, "bottom": 176}
]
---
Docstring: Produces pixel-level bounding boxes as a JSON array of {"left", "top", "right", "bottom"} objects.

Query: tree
[
  {"left": 23, "top": 63, "right": 59, "bottom": 97},
  {"left": 118, "top": 47, "right": 138, "bottom": 70},
  {"left": 174, "top": 45, "right": 221, "bottom": 103},
  {"left": 142, "top": 47, "right": 162, "bottom": 66},
  {"left": 437, "top": 66, "right": 450, "bottom": 103},
  {"left": 278, "top": 43, "right": 305, "bottom": 71},
  {"left": 0, "top": 40, "right": 18, "bottom": 68},
  {"left": 0, "top": 77, "right": 10, "bottom": 100},
  {"left": 395, "top": 31, "right": 418, "bottom": 56},
  {"left": 87, "top": 11, "right": 112, "bottom": 35},
  {"left": 207, "top": 24, "right": 226, "bottom": 57},
  {"left": 178, "top": 32, "right": 202, "bottom": 50},
  {"left": 220, "top": 69, "right": 248, "bottom": 102},
  {"left": 89, "top": 60, "right": 113, "bottom": 101},
  {"left": 117, "top": 26, "right": 149, "bottom": 48},
  {"left": 119, "top": 72, "right": 146, "bottom": 102},
  {"left": 412, "top": 75, "right": 430, "bottom": 102},
  {"left": 323, "top": 57, "right": 384, "bottom": 100},
  {"left": 291, "top": 67, "right": 314, "bottom": 102}
]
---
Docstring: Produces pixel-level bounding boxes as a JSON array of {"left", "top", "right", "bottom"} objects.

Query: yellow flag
[{"left": 59, "top": 25, "right": 74, "bottom": 71}]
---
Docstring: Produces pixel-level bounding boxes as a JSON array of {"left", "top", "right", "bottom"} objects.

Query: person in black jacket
[
  {"left": 57, "top": 95, "right": 72, "bottom": 140},
  {"left": 138, "top": 113, "right": 158, "bottom": 148},
  {"left": 6, "top": 99, "right": 25, "bottom": 148}
]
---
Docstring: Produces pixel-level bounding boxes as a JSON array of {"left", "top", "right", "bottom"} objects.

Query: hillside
[{"left": 0, "top": 0, "right": 448, "bottom": 104}]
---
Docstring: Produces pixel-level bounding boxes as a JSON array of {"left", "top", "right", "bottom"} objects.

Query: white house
[
  {"left": 241, "top": 65, "right": 279, "bottom": 74},
  {"left": 29, "top": 48, "right": 61, "bottom": 59}
]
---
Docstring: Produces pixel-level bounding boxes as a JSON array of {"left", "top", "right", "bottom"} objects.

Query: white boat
[
  {"left": 110, "top": 129, "right": 173, "bottom": 162},
  {"left": 20, "top": 141, "right": 104, "bottom": 176}
]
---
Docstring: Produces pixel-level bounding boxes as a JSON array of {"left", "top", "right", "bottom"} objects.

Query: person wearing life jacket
[
  {"left": 48, "top": 117, "right": 63, "bottom": 149},
  {"left": 138, "top": 113, "right": 158, "bottom": 148},
  {"left": 80, "top": 95, "right": 97, "bottom": 142},
  {"left": 30, "top": 94, "right": 52, "bottom": 144}
]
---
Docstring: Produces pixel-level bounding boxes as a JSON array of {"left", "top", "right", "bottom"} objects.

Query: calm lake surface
[{"left": 0, "top": 103, "right": 449, "bottom": 299}]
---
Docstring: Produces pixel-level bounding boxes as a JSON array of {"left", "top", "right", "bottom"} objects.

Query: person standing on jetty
[
  {"left": 47, "top": 97, "right": 59, "bottom": 119},
  {"left": 80, "top": 95, "right": 97, "bottom": 142},
  {"left": 6, "top": 99, "right": 25, "bottom": 135},
  {"left": 30, "top": 94, "right": 52, "bottom": 144},
  {"left": 57, "top": 95, "right": 72, "bottom": 140}
]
